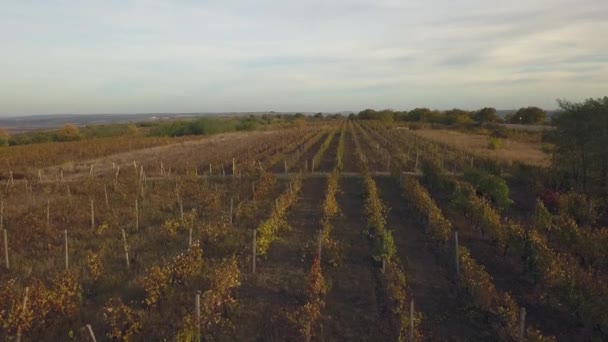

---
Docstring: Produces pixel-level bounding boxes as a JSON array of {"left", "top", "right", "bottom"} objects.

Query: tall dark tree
[
  {"left": 550, "top": 97, "right": 608, "bottom": 215},
  {"left": 508, "top": 106, "right": 547, "bottom": 124},
  {"left": 474, "top": 107, "right": 501, "bottom": 123}
]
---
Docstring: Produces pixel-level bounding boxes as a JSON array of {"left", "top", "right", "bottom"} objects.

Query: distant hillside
[{"left": 0, "top": 111, "right": 353, "bottom": 133}]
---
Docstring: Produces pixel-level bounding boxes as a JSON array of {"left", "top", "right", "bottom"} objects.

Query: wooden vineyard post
[
  {"left": 289, "top": 181, "right": 293, "bottom": 194},
  {"left": 1, "top": 199, "right": 4, "bottom": 231},
  {"left": 104, "top": 185, "right": 109, "bottom": 208},
  {"left": 179, "top": 197, "right": 184, "bottom": 222},
  {"left": 229, "top": 198, "right": 234, "bottom": 225},
  {"left": 415, "top": 152, "right": 419, "bottom": 172},
  {"left": 519, "top": 307, "right": 526, "bottom": 342},
  {"left": 135, "top": 199, "right": 139, "bottom": 231},
  {"left": 67, "top": 184, "right": 72, "bottom": 206},
  {"left": 275, "top": 198, "right": 278, "bottom": 211},
  {"left": 89, "top": 164, "right": 94, "bottom": 178},
  {"left": 86, "top": 324, "right": 97, "bottom": 342},
  {"left": 440, "top": 153, "right": 444, "bottom": 172},
  {"left": 305, "top": 160, "right": 308, "bottom": 172},
  {"left": 284, "top": 159, "right": 288, "bottom": 175},
  {"left": 232, "top": 158, "right": 236, "bottom": 175},
  {"left": 195, "top": 291, "right": 201, "bottom": 342},
  {"left": 252, "top": 183, "right": 256, "bottom": 203},
  {"left": 16, "top": 287, "right": 29, "bottom": 342},
  {"left": 318, "top": 230, "right": 323, "bottom": 260},
  {"left": 115, "top": 166, "right": 120, "bottom": 182},
  {"left": 409, "top": 299, "right": 415, "bottom": 342},
  {"left": 189, "top": 228, "right": 193, "bottom": 247},
  {"left": 64, "top": 230, "right": 69, "bottom": 270},
  {"left": 258, "top": 161, "right": 264, "bottom": 173},
  {"left": 311, "top": 159, "right": 315, "bottom": 173},
  {"left": 454, "top": 231, "right": 460, "bottom": 277},
  {"left": 222, "top": 165, "right": 225, "bottom": 179},
  {"left": 121, "top": 229, "right": 130, "bottom": 269},
  {"left": 470, "top": 156, "right": 474, "bottom": 168},
  {"left": 90, "top": 200, "right": 95, "bottom": 230},
  {"left": 252, "top": 229, "right": 257, "bottom": 273},
  {"left": 3, "top": 229, "right": 8, "bottom": 269},
  {"left": 209, "top": 163, "right": 212, "bottom": 176}
]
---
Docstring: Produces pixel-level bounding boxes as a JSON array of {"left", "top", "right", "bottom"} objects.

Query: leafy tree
[
  {"left": 313, "top": 112, "right": 324, "bottom": 119},
  {"left": 405, "top": 108, "right": 430, "bottom": 121},
  {"left": 443, "top": 109, "right": 473, "bottom": 125},
  {"left": 474, "top": 107, "right": 501, "bottom": 123},
  {"left": 57, "top": 124, "right": 82, "bottom": 142},
  {"left": 549, "top": 97, "right": 608, "bottom": 215},
  {"left": 0, "top": 128, "right": 8, "bottom": 147},
  {"left": 508, "top": 106, "right": 547, "bottom": 124}
]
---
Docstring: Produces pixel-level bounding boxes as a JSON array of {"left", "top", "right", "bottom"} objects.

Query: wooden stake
[
  {"left": 64, "top": 230, "right": 69, "bottom": 270},
  {"left": 258, "top": 161, "right": 263, "bottom": 173},
  {"left": 86, "top": 324, "right": 97, "bottom": 342},
  {"left": 3, "top": 229, "right": 8, "bottom": 269},
  {"left": 209, "top": 163, "right": 212, "bottom": 176},
  {"left": 195, "top": 291, "right": 201, "bottom": 342},
  {"left": 189, "top": 228, "right": 193, "bottom": 247},
  {"left": 415, "top": 152, "right": 419, "bottom": 172},
  {"left": 16, "top": 287, "right": 29, "bottom": 342},
  {"left": 318, "top": 230, "right": 323, "bottom": 260},
  {"left": 67, "top": 184, "right": 72, "bottom": 206},
  {"left": 284, "top": 159, "right": 288, "bottom": 174},
  {"left": 409, "top": 299, "right": 415, "bottom": 342},
  {"left": 89, "top": 164, "right": 94, "bottom": 178},
  {"left": 90, "top": 200, "right": 95, "bottom": 230},
  {"left": 455, "top": 231, "right": 460, "bottom": 277},
  {"left": 252, "top": 229, "right": 257, "bottom": 273},
  {"left": 232, "top": 157, "right": 236, "bottom": 175},
  {"left": 0, "top": 199, "right": 3, "bottom": 231},
  {"left": 122, "top": 229, "right": 130, "bottom": 269},
  {"left": 519, "top": 307, "right": 526, "bottom": 342},
  {"left": 104, "top": 185, "right": 109, "bottom": 208}
]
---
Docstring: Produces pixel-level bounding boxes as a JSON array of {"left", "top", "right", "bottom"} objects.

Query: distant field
[{"left": 408, "top": 128, "right": 550, "bottom": 167}]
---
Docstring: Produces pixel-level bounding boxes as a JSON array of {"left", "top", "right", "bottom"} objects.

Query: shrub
[{"left": 488, "top": 137, "right": 502, "bottom": 150}]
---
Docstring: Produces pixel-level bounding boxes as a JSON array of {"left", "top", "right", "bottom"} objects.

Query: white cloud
[{"left": 0, "top": 0, "right": 607, "bottom": 115}]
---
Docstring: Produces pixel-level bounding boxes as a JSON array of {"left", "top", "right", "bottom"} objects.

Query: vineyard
[{"left": 1, "top": 119, "right": 606, "bottom": 341}]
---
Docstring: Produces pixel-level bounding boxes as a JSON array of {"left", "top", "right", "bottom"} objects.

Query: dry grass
[{"left": 410, "top": 128, "right": 550, "bottom": 167}]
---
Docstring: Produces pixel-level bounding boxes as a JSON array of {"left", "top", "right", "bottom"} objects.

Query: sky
[{"left": 1, "top": 0, "right": 607, "bottom": 116}]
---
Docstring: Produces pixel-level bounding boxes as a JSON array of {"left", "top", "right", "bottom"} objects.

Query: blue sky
[{"left": 1, "top": 0, "right": 607, "bottom": 116}]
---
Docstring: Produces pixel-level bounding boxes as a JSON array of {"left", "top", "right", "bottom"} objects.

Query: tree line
[{"left": 354, "top": 106, "right": 548, "bottom": 125}]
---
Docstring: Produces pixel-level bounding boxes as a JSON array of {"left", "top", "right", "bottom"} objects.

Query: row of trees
[{"left": 356, "top": 107, "right": 548, "bottom": 125}]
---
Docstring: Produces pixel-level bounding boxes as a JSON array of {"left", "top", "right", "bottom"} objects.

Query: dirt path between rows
[{"left": 375, "top": 176, "right": 492, "bottom": 341}]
